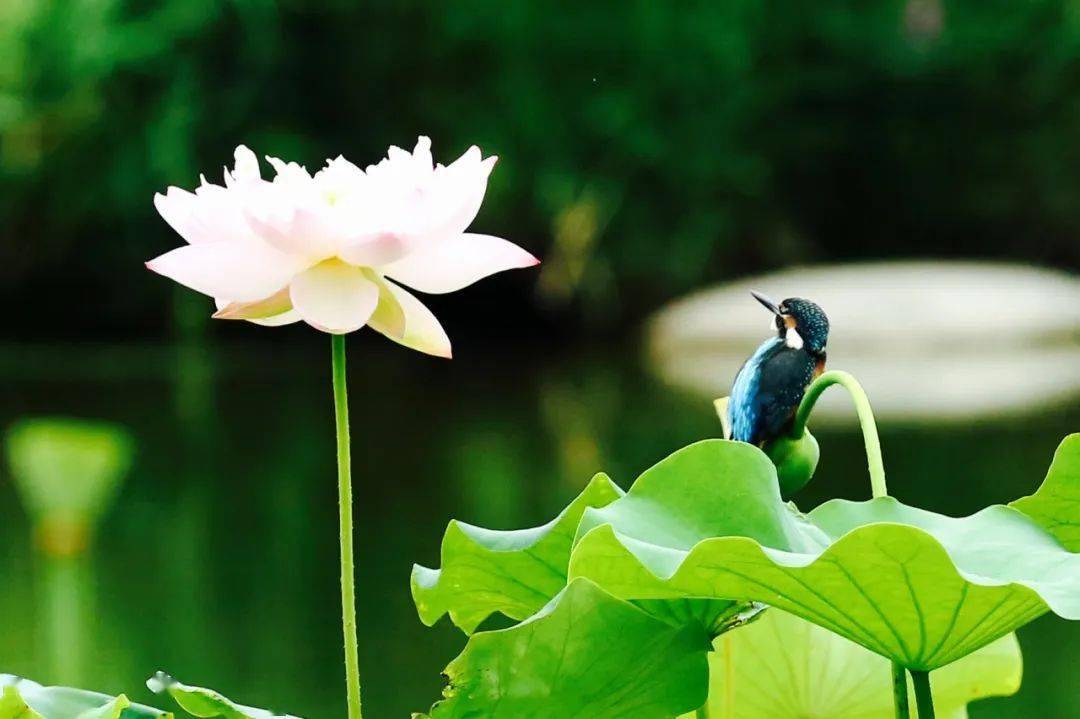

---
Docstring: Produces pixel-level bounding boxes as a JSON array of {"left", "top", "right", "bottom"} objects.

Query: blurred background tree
[{"left": 2, "top": 0, "right": 1079, "bottom": 339}]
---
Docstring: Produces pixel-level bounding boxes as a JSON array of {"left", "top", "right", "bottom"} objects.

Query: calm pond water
[{"left": 0, "top": 336, "right": 1076, "bottom": 717}]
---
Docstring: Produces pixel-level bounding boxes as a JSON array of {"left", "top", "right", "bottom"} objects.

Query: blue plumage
[{"left": 729, "top": 294, "right": 829, "bottom": 445}]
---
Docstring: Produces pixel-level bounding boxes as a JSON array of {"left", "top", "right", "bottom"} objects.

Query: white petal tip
[
  {"left": 476, "top": 155, "right": 497, "bottom": 179},
  {"left": 210, "top": 307, "right": 240, "bottom": 320},
  {"left": 509, "top": 252, "right": 541, "bottom": 270},
  {"left": 152, "top": 189, "right": 177, "bottom": 210}
]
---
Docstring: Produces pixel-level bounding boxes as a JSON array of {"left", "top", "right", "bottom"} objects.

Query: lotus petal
[
  {"left": 146, "top": 242, "right": 301, "bottom": 304},
  {"left": 367, "top": 279, "right": 451, "bottom": 359},
  {"left": 289, "top": 261, "right": 380, "bottom": 334},
  {"left": 383, "top": 233, "right": 539, "bottom": 295}
]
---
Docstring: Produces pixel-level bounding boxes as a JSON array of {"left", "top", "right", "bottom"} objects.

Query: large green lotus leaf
[
  {"left": 676, "top": 610, "right": 1021, "bottom": 719},
  {"left": 568, "top": 439, "right": 1080, "bottom": 670},
  {"left": 412, "top": 473, "right": 624, "bottom": 633},
  {"left": 0, "top": 675, "right": 168, "bottom": 719},
  {"left": 146, "top": 674, "right": 297, "bottom": 719},
  {"left": 416, "top": 578, "right": 711, "bottom": 719},
  {"left": 1010, "top": 433, "right": 1080, "bottom": 551}
]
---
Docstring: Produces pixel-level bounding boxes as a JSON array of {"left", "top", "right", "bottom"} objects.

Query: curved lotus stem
[{"left": 791, "top": 370, "right": 888, "bottom": 500}]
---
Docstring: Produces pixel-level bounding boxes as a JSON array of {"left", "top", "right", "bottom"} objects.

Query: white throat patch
[{"left": 785, "top": 327, "right": 804, "bottom": 350}]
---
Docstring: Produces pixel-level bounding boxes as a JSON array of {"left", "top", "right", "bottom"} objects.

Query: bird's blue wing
[
  {"left": 754, "top": 349, "right": 817, "bottom": 442},
  {"left": 729, "top": 337, "right": 782, "bottom": 443},
  {"left": 730, "top": 339, "right": 816, "bottom": 444}
]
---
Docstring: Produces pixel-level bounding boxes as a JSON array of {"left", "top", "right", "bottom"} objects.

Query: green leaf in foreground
[
  {"left": 412, "top": 472, "right": 623, "bottom": 633},
  {"left": 417, "top": 578, "right": 712, "bottom": 719},
  {"left": 677, "top": 610, "right": 1021, "bottom": 719},
  {"left": 146, "top": 674, "right": 297, "bottom": 719},
  {"left": 0, "top": 675, "right": 167, "bottom": 719},
  {"left": 1010, "top": 433, "right": 1080, "bottom": 551},
  {"left": 568, "top": 438, "right": 1080, "bottom": 670}
]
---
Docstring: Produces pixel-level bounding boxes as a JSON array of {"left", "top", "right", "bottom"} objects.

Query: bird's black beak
[{"left": 751, "top": 290, "right": 781, "bottom": 316}]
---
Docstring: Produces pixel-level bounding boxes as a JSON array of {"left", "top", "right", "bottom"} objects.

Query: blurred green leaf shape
[
  {"left": 0, "top": 675, "right": 167, "bottom": 719},
  {"left": 5, "top": 418, "right": 135, "bottom": 523},
  {"left": 411, "top": 472, "right": 624, "bottom": 633},
  {"left": 1010, "top": 433, "right": 1080, "bottom": 551},
  {"left": 416, "top": 578, "right": 712, "bottom": 719},
  {"left": 677, "top": 610, "right": 1021, "bottom": 719},
  {"left": 568, "top": 437, "right": 1080, "bottom": 671},
  {"left": 146, "top": 674, "right": 298, "bottom": 719}
]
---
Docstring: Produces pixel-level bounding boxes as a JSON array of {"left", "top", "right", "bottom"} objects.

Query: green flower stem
[
  {"left": 892, "top": 661, "right": 910, "bottom": 719},
  {"left": 332, "top": 334, "right": 364, "bottom": 719},
  {"left": 911, "top": 670, "right": 935, "bottom": 719},
  {"left": 791, "top": 370, "right": 887, "bottom": 500},
  {"left": 792, "top": 370, "right": 902, "bottom": 717}
]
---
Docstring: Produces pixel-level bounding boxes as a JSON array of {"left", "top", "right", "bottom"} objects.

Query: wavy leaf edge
[{"left": 411, "top": 472, "right": 624, "bottom": 633}]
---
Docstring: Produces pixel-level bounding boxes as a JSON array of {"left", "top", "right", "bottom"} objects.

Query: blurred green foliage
[
  {"left": 2, "top": 0, "right": 1079, "bottom": 331},
  {"left": 5, "top": 417, "right": 134, "bottom": 556},
  {"left": 6, "top": 417, "right": 134, "bottom": 525}
]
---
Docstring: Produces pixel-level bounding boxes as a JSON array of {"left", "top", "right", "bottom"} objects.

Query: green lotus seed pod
[{"left": 763, "top": 430, "right": 820, "bottom": 497}]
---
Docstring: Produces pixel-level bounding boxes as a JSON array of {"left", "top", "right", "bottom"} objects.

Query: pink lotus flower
[{"left": 147, "top": 138, "right": 538, "bottom": 355}]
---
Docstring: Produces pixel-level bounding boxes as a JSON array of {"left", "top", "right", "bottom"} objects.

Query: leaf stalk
[
  {"left": 892, "top": 659, "right": 910, "bottom": 719},
  {"left": 792, "top": 370, "right": 900, "bottom": 716},
  {"left": 910, "top": 670, "right": 935, "bottom": 718},
  {"left": 791, "top": 370, "right": 887, "bottom": 499}
]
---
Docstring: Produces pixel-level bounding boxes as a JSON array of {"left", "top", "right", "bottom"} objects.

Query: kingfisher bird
[{"left": 729, "top": 291, "right": 830, "bottom": 445}]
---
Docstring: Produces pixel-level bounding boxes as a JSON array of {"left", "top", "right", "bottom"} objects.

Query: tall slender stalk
[
  {"left": 910, "top": 670, "right": 935, "bottom": 718},
  {"left": 332, "top": 334, "right": 364, "bottom": 719},
  {"left": 792, "top": 370, "right": 908, "bottom": 718}
]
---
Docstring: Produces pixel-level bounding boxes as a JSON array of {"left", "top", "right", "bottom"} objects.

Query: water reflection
[
  {"left": 4, "top": 418, "right": 136, "bottom": 689},
  {"left": 0, "top": 340, "right": 1076, "bottom": 717}
]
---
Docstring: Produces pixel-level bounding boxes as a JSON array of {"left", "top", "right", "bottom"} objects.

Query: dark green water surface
[{"left": 0, "top": 338, "right": 1076, "bottom": 717}]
